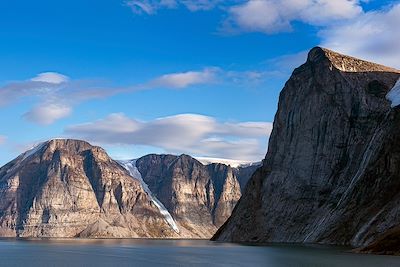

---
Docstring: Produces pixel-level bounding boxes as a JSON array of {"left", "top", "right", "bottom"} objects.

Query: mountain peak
[
  {"left": 16, "top": 138, "right": 108, "bottom": 163},
  {"left": 307, "top": 46, "right": 400, "bottom": 73}
]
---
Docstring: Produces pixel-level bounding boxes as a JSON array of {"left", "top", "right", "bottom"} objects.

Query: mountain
[
  {"left": 0, "top": 139, "right": 259, "bottom": 238},
  {"left": 134, "top": 154, "right": 259, "bottom": 237},
  {"left": 0, "top": 139, "right": 178, "bottom": 238},
  {"left": 212, "top": 47, "right": 400, "bottom": 254}
]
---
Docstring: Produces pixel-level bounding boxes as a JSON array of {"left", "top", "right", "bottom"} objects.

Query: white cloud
[
  {"left": 224, "top": 0, "right": 363, "bottom": 34},
  {"left": 31, "top": 72, "right": 69, "bottom": 84},
  {"left": 0, "top": 136, "right": 6, "bottom": 145},
  {"left": 320, "top": 3, "right": 400, "bottom": 69},
  {"left": 145, "top": 68, "right": 219, "bottom": 88},
  {"left": 65, "top": 113, "right": 272, "bottom": 161},
  {"left": 23, "top": 103, "right": 72, "bottom": 125}
]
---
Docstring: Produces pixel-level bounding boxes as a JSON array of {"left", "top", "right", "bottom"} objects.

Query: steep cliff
[
  {"left": 0, "top": 139, "right": 177, "bottom": 238},
  {"left": 213, "top": 47, "right": 400, "bottom": 253},
  {"left": 135, "top": 154, "right": 258, "bottom": 238}
]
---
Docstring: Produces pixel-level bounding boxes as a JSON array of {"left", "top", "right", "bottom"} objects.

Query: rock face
[
  {"left": 0, "top": 139, "right": 177, "bottom": 238},
  {"left": 0, "top": 140, "right": 258, "bottom": 238},
  {"left": 213, "top": 47, "right": 400, "bottom": 253},
  {"left": 135, "top": 154, "right": 259, "bottom": 238}
]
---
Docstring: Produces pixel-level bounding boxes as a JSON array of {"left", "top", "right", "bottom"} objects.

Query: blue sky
[{"left": 0, "top": 0, "right": 399, "bottom": 165}]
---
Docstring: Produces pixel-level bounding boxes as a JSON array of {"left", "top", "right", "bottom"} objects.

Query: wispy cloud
[
  {"left": 320, "top": 3, "right": 400, "bottom": 69},
  {"left": 30, "top": 72, "right": 69, "bottom": 84},
  {"left": 125, "top": 0, "right": 221, "bottom": 14},
  {"left": 142, "top": 67, "right": 219, "bottom": 89},
  {"left": 0, "top": 72, "right": 118, "bottom": 125},
  {"left": 180, "top": 0, "right": 222, "bottom": 11},
  {"left": 23, "top": 103, "right": 72, "bottom": 125},
  {"left": 0, "top": 68, "right": 225, "bottom": 125},
  {"left": 65, "top": 113, "right": 272, "bottom": 161},
  {"left": 0, "top": 66, "right": 281, "bottom": 125}
]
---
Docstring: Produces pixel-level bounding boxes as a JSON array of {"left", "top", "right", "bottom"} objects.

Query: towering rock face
[
  {"left": 135, "top": 154, "right": 258, "bottom": 238},
  {"left": 213, "top": 47, "right": 400, "bottom": 252},
  {"left": 0, "top": 139, "right": 177, "bottom": 238}
]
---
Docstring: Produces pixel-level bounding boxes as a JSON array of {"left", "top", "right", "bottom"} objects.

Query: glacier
[{"left": 118, "top": 160, "right": 180, "bottom": 233}]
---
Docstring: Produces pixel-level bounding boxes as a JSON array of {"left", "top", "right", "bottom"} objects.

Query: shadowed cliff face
[
  {"left": 213, "top": 47, "right": 400, "bottom": 253},
  {"left": 0, "top": 139, "right": 176, "bottom": 238},
  {"left": 135, "top": 154, "right": 258, "bottom": 237}
]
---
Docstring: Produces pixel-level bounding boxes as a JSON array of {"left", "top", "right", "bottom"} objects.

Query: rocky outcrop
[
  {"left": 135, "top": 154, "right": 258, "bottom": 238},
  {"left": 0, "top": 140, "right": 258, "bottom": 238},
  {"left": 213, "top": 47, "right": 400, "bottom": 253},
  {"left": 0, "top": 139, "right": 177, "bottom": 238}
]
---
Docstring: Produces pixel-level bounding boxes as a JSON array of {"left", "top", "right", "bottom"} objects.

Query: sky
[{"left": 0, "top": 0, "right": 399, "bottom": 165}]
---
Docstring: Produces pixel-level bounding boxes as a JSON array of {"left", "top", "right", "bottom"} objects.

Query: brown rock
[
  {"left": 0, "top": 139, "right": 176, "bottom": 238},
  {"left": 0, "top": 140, "right": 258, "bottom": 238},
  {"left": 136, "top": 154, "right": 257, "bottom": 238},
  {"left": 213, "top": 47, "right": 400, "bottom": 253}
]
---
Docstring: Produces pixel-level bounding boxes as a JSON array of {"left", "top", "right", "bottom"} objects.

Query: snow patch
[
  {"left": 195, "top": 156, "right": 256, "bottom": 168},
  {"left": 386, "top": 78, "right": 400, "bottom": 108},
  {"left": 20, "top": 142, "right": 47, "bottom": 161},
  {"left": 117, "top": 160, "right": 180, "bottom": 233}
]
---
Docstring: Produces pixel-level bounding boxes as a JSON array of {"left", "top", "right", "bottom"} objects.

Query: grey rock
[{"left": 213, "top": 47, "right": 400, "bottom": 253}]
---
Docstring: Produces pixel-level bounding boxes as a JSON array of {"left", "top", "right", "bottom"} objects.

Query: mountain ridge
[{"left": 0, "top": 139, "right": 258, "bottom": 238}]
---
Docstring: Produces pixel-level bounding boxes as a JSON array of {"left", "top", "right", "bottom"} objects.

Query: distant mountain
[
  {"left": 0, "top": 140, "right": 259, "bottom": 238},
  {"left": 195, "top": 157, "right": 260, "bottom": 168},
  {"left": 0, "top": 139, "right": 177, "bottom": 238},
  {"left": 213, "top": 47, "right": 400, "bottom": 255},
  {"left": 134, "top": 154, "right": 260, "bottom": 237}
]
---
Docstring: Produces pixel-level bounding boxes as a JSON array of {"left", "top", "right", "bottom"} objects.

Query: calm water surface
[{"left": 0, "top": 238, "right": 399, "bottom": 267}]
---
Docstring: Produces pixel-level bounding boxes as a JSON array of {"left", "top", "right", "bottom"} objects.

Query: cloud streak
[
  {"left": 0, "top": 68, "right": 227, "bottom": 125},
  {"left": 65, "top": 113, "right": 272, "bottom": 161},
  {"left": 125, "top": 0, "right": 221, "bottom": 14},
  {"left": 0, "top": 73, "right": 119, "bottom": 125},
  {"left": 142, "top": 68, "right": 219, "bottom": 89}
]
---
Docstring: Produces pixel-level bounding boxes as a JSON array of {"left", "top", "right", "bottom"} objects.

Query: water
[{"left": 0, "top": 239, "right": 399, "bottom": 267}]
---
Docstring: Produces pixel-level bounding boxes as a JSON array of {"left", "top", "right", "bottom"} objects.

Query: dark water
[{"left": 0, "top": 239, "right": 399, "bottom": 267}]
